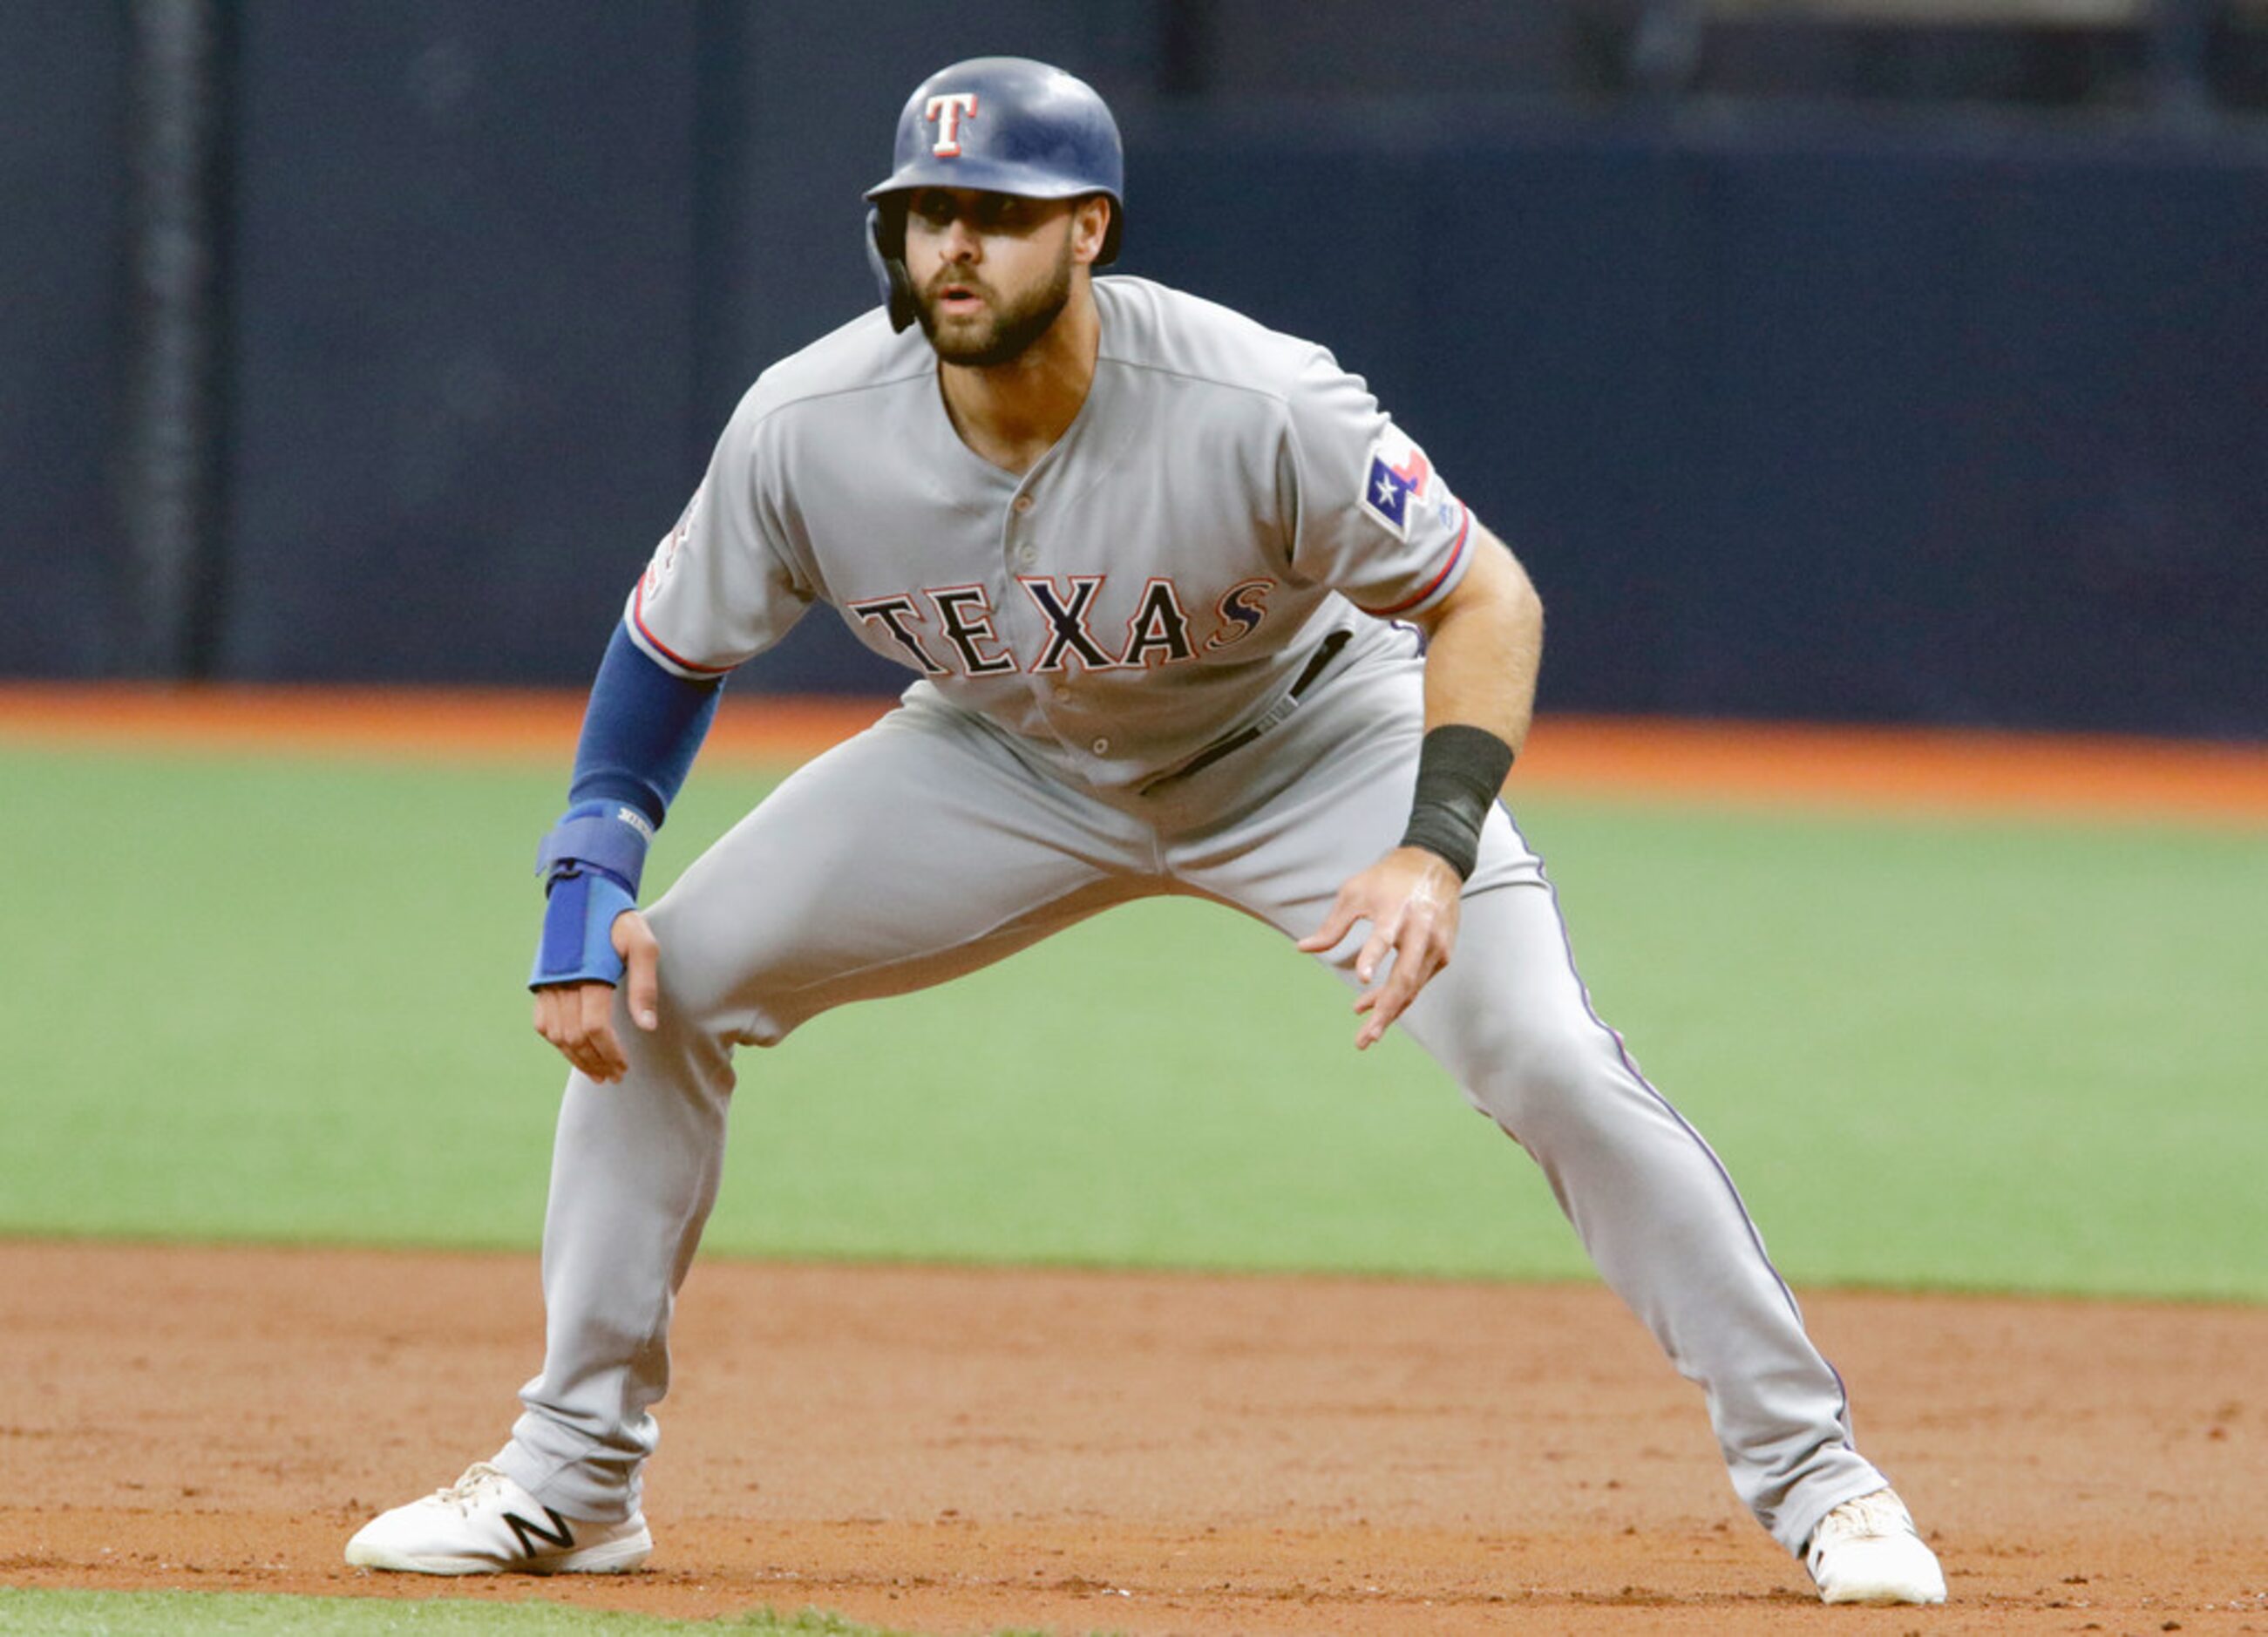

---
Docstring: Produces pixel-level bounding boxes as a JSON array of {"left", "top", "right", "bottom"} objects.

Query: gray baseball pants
[{"left": 495, "top": 644, "right": 1888, "bottom": 1557}]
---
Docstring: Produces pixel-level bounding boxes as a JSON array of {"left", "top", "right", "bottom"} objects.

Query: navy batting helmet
[{"left": 863, "top": 57, "right": 1124, "bottom": 332}]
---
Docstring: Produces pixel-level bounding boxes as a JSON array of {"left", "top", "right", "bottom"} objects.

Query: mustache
[{"left": 925, "top": 268, "right": 991, "bottom": 300}]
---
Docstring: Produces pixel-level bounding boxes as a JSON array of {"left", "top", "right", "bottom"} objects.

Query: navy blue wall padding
[
  {"left": 10, "top": 2, "right": 2266, "bottom": 740},
  {"left": 212, "top": 0, "right": 703, "bottom": 684},
  {"left": 1128, "top": 108, "right": 2268, "bottom": 738},
  {"left": 567, "top": 625, "right": 723, "bottom": 830},
  {"left": 0, "top": 2, "right": 128, "bottom": 676}
]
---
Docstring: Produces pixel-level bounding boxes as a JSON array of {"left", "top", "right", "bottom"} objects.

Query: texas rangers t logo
[
  {"left": 925, "top": 92, "right": 979, "bottom": 156},
  {"left": 1358, "top": 426, "right": 1434, "bottom": 540}
]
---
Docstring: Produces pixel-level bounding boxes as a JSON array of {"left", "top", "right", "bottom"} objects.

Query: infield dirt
[{"left": 3, "top": 1240, "right": 2264, "bottom": 1635}]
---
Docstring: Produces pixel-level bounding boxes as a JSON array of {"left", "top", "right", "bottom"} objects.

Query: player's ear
[{"left": 1069, "top": 194, "right": 1112, "bottom": 267}]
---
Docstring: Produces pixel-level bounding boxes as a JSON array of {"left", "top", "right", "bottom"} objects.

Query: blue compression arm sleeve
[
  {"left": 528, "top": 625, "right": 725, "bottom": 989},
  {"left": 567, "top": 622, "right": 726, "bottom": 830}
]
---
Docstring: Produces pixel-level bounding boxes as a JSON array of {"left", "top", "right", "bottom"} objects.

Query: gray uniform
[{"left": 496, "top": 275, "right": 1889, "bottom": 1557}]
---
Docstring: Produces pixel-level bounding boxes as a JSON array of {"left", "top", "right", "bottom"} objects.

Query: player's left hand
[
  {"left": 1296, "top": 846, "right": 1463, "bottom": 1050},
  {"left": 532, "top": 909, "right": 661, "bottom": 1083}
]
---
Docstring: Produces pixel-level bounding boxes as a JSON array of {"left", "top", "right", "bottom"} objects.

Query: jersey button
[
  {"left": 1016, "top": 543, "right": 1037, "bottom": 567},
  {"left": 1012, "top": 493, "right": 1035, "bottom": 514},
  {"left": 1090, "top": 737, "right": 1110, "bottom": 755}
]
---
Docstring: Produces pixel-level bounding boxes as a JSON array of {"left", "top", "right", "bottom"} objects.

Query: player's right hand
[
  {"left": 532, "top": 910, "right": 661, "bottom": 1083},
  {"left": 1297, "top": 846, "right": 1463, "bottom": 1051}
]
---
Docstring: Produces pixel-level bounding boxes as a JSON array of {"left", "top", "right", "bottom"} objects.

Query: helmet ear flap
[{"left": 865, "top": 205, "right": 918, "bottom": 333}]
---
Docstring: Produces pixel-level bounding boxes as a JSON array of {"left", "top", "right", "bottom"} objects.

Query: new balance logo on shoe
[{"left": 503, "top": 1505, "right": 576, "bottom": 1559}]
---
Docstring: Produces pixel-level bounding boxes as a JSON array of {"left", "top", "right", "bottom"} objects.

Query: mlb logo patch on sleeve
[
  {"left": 1358, "top": 426, "right": 1433, "bottom": 540},
  {"left": 642, "top": 482, "right": 703, "bottom": 601}
]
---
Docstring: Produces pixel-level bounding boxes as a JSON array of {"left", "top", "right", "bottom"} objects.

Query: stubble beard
[{"left": 915, "top": 239, "right": 1076, "bottom": 369}]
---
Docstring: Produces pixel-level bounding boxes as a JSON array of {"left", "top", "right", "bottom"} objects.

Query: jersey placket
[{"left": 1002, "top": 482, "right": 1093, "bottom": 764}]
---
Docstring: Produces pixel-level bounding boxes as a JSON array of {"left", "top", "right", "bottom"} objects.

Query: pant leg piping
[{"left": 1504, "top": 806, "right": 1857, "bottom": 1438}]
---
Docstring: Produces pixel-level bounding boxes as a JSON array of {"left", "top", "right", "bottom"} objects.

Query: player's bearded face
[{"left": 906, "top": 191, "right": 1080, "bottom": 368}]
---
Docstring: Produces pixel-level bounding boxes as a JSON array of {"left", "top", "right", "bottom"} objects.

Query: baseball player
[{"left": 344, "top": 58, "right": 1945, "bottom": 1606}]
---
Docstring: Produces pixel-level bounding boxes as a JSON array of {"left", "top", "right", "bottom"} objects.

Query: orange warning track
[{"left": 2, "top": 683, "right": 2265, "bottom": 824}]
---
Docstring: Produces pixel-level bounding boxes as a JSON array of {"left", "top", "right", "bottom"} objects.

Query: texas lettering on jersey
[{"left": 845, "top": 575, "right": 1277, "bottom": 678}]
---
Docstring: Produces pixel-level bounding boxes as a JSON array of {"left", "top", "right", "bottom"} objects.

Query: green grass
[
  {"left": 2, "top": 742, "right": 2263, "bottom": 1300},
  {"left": 0, "top": 1589, "right": 1034, "bottom": 1636}
]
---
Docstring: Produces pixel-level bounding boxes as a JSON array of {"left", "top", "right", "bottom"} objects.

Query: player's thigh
[{"left": 648, "top": 701, "right": 1147, "bottom": 1042}]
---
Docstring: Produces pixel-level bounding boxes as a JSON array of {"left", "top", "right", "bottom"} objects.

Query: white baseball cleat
[
  {"left": 344, "top": 1462, "right": 652, "bottom": 1575},
  {"left": 1804, "top": 1487, "right": 1946, "bottom": 1605}
]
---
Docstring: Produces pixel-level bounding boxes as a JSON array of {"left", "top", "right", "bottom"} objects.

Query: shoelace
[
  {"left": 431, "top": 1462, "right": 508, "bottom": 1515},
  {"left": 1820, "top": 1490, "right": 1908, "bottom": 1544}
]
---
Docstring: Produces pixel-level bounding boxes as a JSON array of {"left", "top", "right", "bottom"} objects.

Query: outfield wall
[{"left": 5, "top": 1, "right": 2265, "bottom": 737}]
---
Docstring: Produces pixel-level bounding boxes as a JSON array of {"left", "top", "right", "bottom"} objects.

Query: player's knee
[
  {"left": 637, "top": 901, "right": 734, "bottom": 1018},
  {"left": 630, "top": 910, "right": 797, "bottom": 1055},
  {"left": 1462, "top": 1020, "right": 1616, "bottom": 1136}
]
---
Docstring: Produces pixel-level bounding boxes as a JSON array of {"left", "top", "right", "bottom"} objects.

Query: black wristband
[{"left": 1397, "top": 724, "right": 1516, "bottom": 881}]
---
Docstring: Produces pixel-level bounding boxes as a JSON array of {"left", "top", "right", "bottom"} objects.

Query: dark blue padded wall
[
  {"left": 1126, "top": 112, "right": 2268, "bottom": 736},
  {"left": 5, "top": 2, "right": 2265, "bottom": 736},
  {"left": 0, "top": 2, "right": 129, "bottom": 677},
  {"left": 213, "top": 0, "right": 701, "bottom": 683}
]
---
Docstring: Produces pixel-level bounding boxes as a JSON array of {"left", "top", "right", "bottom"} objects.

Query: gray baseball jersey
[
  {"left": 491, "top": 275, "right": 1893, "bottom": 1566},
  {"left": 627, "top": 275, "right": 1470, "bottom": 789}
]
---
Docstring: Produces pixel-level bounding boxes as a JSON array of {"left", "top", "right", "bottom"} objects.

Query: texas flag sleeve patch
[{"left": 1357, "top": 425, "right": 1435, "bottom": 540}]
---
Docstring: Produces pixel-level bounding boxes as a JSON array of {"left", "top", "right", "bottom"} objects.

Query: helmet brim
[{"left": 864, "top": 162, "right": 1118, "bottom": 207}]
